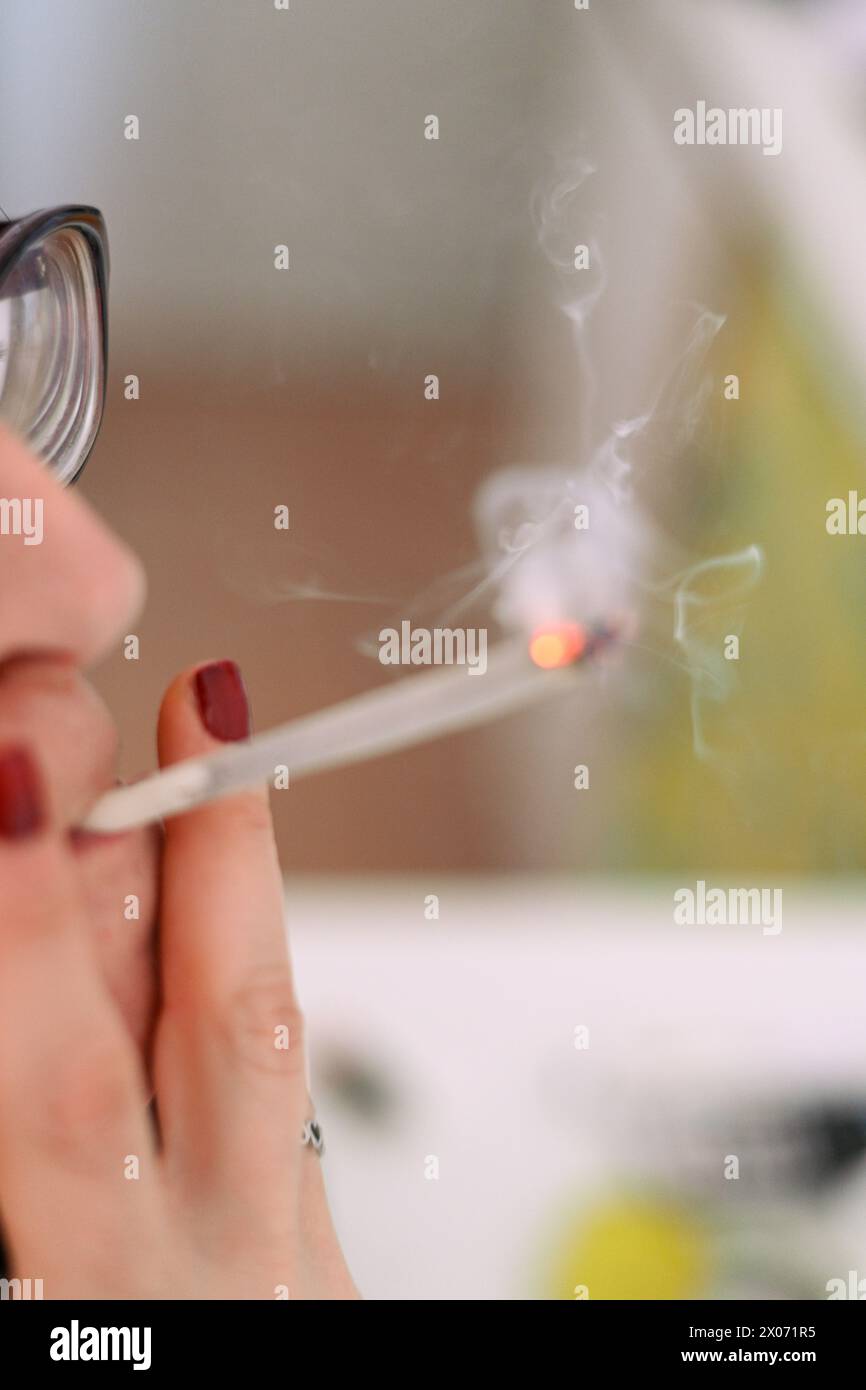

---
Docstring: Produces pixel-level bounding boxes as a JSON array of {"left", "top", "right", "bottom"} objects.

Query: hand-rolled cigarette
[{"left": 82, "top": 627, "right": 608, "bottom": 834}]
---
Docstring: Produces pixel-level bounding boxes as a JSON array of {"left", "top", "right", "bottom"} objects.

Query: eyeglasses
[{"left": 0, "top": 205, "right": 108, "bottom": 487}]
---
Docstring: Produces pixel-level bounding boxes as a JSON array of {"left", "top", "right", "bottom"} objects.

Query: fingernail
[
  {"left": 194, "top": 660, "right": 251, "bottom": 742},
  {"left": 0, "top": 745, "right": 45, "bottom": 839}
]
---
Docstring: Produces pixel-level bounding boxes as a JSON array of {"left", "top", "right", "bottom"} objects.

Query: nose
[{"left": 0, "top": 424, "right": 145, "bottom": 666}]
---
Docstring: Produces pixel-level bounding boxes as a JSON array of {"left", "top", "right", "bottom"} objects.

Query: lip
[{"left": 69, "top": 787, "right": 147, "bottom": 851}]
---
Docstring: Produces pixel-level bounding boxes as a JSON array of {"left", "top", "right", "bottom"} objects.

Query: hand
[{"left": 0, "top": 659, "right": 358, "bottom": 1299}]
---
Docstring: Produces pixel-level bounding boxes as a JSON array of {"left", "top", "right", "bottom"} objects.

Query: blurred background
[{"left": 3, "top": 0, "right": 866, "bottom": 1297}]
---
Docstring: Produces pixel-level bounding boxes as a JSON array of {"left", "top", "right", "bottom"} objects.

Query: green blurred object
[{"left": 616, "top": 278, "right": 866, "bottom": 873}]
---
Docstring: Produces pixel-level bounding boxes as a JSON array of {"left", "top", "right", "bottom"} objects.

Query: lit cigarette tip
[{"left": 528, "top": 622, "right": 588, "bottom": 669}]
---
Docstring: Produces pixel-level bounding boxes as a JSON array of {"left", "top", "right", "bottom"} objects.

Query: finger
[
  {"left": 72, "top": 820, "right": 161, "bottom": 1059},
  {"left": 0, "top": 746, "right": 160, "bottom": 1294},
  {"left": 156, "top": 660, "right": 291, "bottom": 1003},
  {"left": 154, "top": 662, "right": 306, "bottom": 1223}
]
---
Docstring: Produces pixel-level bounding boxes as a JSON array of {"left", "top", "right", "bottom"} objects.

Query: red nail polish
[
  {"left": 194, "top": 661, "right": 251, "bottom": 742},
  {"left": 0, "top": 746, "right": 45, "bottom": 838}
]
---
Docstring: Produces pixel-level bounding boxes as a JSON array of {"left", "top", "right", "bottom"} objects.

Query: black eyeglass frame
[{"left": 0, "top": 205, "right": 109, "bottom": 484}]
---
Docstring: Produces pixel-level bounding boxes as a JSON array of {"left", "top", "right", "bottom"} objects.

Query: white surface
[{"left": 288, "top": 878, "right": 866, "bottom": 1300}]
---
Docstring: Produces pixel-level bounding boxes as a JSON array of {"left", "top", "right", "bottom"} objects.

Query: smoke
[
  {"left": 470, "top": 152, "right": 763, "bottom": 763},
  {"left": 217, "top": 531, "right": 395, "bottom": 610},
  {"left": 530, "top": 148, "right": 605, "bottom": 459},
  {"left": 250, "top": 143, "right": 764, "bottom": 774},
  {"left": 670, "top": 546, "right": 765, "bottom": 762}
]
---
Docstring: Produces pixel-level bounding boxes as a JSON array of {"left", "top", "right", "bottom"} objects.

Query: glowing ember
[{"left": 528, "top": 623, "right": 588, "bottom": 669}]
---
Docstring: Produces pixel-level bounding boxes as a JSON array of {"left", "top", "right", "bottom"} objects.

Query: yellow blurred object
[
  {"left": 545, "top": 1194, "right": 710, "bottom": 1300},
  {"left": 621, "top": 274, "right": 866, "bottom": 872}
]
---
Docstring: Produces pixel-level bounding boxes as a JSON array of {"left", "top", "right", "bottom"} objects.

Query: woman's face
[{"left": 0, "top": 421, "right": 158, "bottom": 1052}]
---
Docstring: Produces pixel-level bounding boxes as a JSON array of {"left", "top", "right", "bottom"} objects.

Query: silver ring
[{"left": 301, "top": 1118, "right": 324, "bottom": 1156}]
